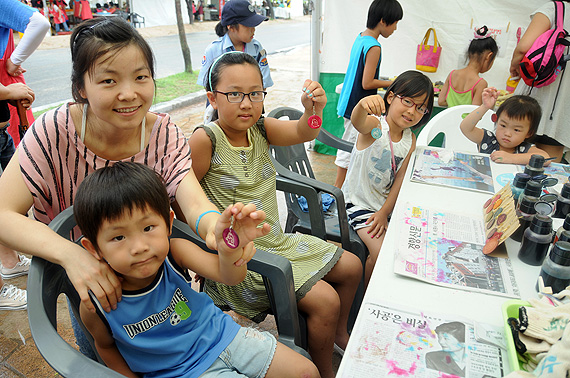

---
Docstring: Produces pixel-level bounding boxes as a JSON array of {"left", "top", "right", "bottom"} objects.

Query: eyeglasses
[
  {"left": 214, "top": 90, "right": 267, "bottom": 103},
  {"left": 396, "top": 95, "right": 429, "bottom": 115}
]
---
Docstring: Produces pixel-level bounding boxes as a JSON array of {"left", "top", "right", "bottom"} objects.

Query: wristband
[{"left": 195, "top": 210, "right": 221, "bottom": 236}]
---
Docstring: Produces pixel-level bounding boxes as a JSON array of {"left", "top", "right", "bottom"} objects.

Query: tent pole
[{"left": 310, "top": 0, "right": 321, "bottom": 81}]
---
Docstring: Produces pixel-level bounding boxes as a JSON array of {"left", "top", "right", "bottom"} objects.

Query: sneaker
[
  {"left": 0, "top": 284, "right": 27, "bottom": 310},
  {"left": 1, "top": 255, "right": 31, "bottom": 279}
]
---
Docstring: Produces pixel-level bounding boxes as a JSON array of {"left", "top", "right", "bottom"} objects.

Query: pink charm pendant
[
  {"left": 308, "top": 106, "right": 322, "bottom": 129},
  {"left": 308, "top": 114, "right": 322, "bottom": 129},
  {"left": 223, "top": 218, "right": 240, "bottom": 249}
]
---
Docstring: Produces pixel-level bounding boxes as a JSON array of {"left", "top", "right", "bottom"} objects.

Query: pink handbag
[{"left": 416, "top": 28, "right": 442, "bottom": 73}]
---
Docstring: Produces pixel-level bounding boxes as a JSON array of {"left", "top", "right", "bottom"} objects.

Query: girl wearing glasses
[
  {"left": 190, "top": 51, "right": 362, "bottom": 378},
  {"left": 342, "top": 70, "right": 434, "bottom": 288}
]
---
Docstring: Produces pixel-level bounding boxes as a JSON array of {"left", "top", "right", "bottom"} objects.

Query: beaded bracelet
[{"left": 195, "top": 210, "right": 221, "bottom": 237}]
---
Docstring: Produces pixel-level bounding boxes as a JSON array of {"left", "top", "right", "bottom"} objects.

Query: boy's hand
[
  {"left": 490, "top": 150, "right": 513, "bottom": 164},
  {"left": 359, "top": 94, "right": 386, "bottom": 116},
  {"left": 213, "top": 203, "right": 270, "bottom": 265},
  {"left": 365, "top": 209, "right": 389, "bottom": 239},
  {"left": 482, "top": 87, "right": 498, "bottom": 110},
  {"left": 300, "top": 79, "right": 327, "bottom": 113}
]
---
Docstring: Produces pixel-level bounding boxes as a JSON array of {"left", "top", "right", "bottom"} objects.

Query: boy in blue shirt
[
  {"left": 74, "top": 162, "right": 318, "bottom": 378},
  {"left": 334, "top": 0, "right": 403, "bottom": 188}
]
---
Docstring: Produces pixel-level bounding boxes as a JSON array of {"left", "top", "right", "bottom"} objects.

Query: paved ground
[{"left": 1, "top": 19, "right": 342, "bottom": 377}]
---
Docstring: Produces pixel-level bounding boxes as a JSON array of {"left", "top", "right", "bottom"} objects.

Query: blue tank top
[
  {"left": 337, "top": 34, "right": 382, "bottom": 119},
  {"left": 93, "top": 254, "right": 240, "bottom": 377}
]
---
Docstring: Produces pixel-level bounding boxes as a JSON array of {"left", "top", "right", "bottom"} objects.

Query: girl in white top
[{"left": 342, "top": 70, "right": 434, "bottom": 287}]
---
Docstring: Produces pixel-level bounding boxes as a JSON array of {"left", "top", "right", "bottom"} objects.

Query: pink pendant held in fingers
[
  {"left": 308, "top": 115, "right": 322, "bottom": 129},
  {"left": 308, "top": 106, "right": 322, "bottom": 129},
  {"left": 223, "top": 227, "right": 239, "bottom": 248}
]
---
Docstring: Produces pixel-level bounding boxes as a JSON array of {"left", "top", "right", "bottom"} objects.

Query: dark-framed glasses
[
  {"left": 396, "top": 95, "right": 429, "bottom": 115},
  {"left": 214, "top": 90, "right": 267, "bottom": 103}
]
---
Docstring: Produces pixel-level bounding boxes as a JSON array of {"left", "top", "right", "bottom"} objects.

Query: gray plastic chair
[
  {"left": 28, "top": 206, "right": 309, "bottom": 377},
  {"left": 267, "top": 106, "right": 368, "bottom": 332}
]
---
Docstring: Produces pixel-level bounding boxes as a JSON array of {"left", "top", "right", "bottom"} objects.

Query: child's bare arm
[
  {"left": 366, "top": 135, "right": 416, "bottom": 238},
  {"left": 471, "top": 79, "right": 489, "bottom": 106},
  {"left": 460, "top": 87, "right": 497, "bottom": 144},
  {"left": 79, "top": 303, "right": 139, "bottom": 378},
  {"left": 351, "top": 94, "right": 386, "bottom": 136},
  {"left": 172, "top": 204, "right": 268, "bottom": 285},
  {"left": 188, "top": 128, "right": 213, "bottom": 182},
  {"left": 362, "top": 46, "right": 392, "bottom": 90},
  {"left": 490, "top": 146, "right": 550, "bottom": 165},
  {"left": 265, "top": 79, "right": 326, "bottom": 146},
  {"left": 438, "top": 76, "right": 450, "bottom": 106}
]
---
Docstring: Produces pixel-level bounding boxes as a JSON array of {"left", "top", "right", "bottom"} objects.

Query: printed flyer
[
  {"left": 340, "top": 301, "right": 507, "bottom": 378},
  {"left": 393, "top": 204, "right": 520, "bottom": 298},
  {"left": 411, "top": 147, "right": 495, "bottom": 194}
]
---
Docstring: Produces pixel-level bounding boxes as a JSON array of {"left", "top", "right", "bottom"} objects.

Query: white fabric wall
[
  {"left": 130, "top": 0, "right": 191, "bottom": 28},
  {"left": 129, "top": 0, "right": 303, "bottom": 28},
  {"left": 321, "top": 0, "right": 549, "bottom": 89}
]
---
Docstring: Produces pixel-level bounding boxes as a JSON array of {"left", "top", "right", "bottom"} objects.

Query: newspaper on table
[
  {"left": 394, "top": 203, "right": 520, "bottom": 298},
  {"left": 340, "top": 301, "right": 508, "bottom": 378},
  {"left": 411, "top": 147, "right": 495, "bottom": 194}
]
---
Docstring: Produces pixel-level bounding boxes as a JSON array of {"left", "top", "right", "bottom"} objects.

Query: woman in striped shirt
[{"left": 0, "top": 16, "right": 268, "bottom": 356}]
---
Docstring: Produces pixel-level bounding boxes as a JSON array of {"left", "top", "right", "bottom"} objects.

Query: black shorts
[{"left": 533, "top": 134, "right": 563, "bottom": 147}]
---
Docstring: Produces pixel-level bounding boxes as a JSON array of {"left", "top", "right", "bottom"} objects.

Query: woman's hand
[
  {"left": 509, "top": 62, "right": 521, "bottom": 79},
  {"left": 300, "top": 79, "right": 327, "bottom": 114},
  {"left": 6, "top": 59, "right": 26, "bottom": 77},
  {"left": 359, "top": 94, "right": 386, "bottom": 116},
  {"left": 365, "top": 209, "right": 389, "bottom": 239},
  {"left": 62, "top": 245, "right": 122, "bottom": 313},
  {"left": 5, "top": 83, "right": 34, "bottom": 105}
]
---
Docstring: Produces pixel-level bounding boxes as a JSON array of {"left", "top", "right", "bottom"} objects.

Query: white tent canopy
[
  {"left": 129, "top": 0, "right": 192, "bottom": 27},
  {"left": 127, "top": 0, "right": 304, "bottom": 28},
  {"left": 320, "top": 0, "right": 549, "bottom": 89}
]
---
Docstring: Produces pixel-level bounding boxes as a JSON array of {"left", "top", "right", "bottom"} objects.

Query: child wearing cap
[{"left": 197, "top": 0, "right": 273, "bottom": 90}]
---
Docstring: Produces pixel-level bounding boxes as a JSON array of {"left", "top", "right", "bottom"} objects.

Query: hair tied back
[{"left": 473, "top": 25, "right": 492, "bottom": 39}]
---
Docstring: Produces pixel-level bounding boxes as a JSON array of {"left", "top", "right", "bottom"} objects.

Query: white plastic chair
[{"left": 417, "top": 105, "right": 495, "bottom": 152}]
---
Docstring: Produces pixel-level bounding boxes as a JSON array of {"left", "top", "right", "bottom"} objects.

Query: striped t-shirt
[{"left": 19, "top": 103, "right": 192, "bottom": 226}]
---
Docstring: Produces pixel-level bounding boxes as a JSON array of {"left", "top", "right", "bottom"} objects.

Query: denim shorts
[{"left": 199, "top": 327, "right": 277, "bottom": 378}]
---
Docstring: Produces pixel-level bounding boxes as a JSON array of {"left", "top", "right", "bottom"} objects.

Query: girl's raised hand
[
  {"left": 212, "top": 203, "right": 271, "bottom": 258},
  {"left": 359, "top": 94, "right": 385, "bottom": 116},
  {"left": 300, "top": 79, "right": 327, "bottom": 113},
  {"left": 481, "top": 87, "right": 498, "bottom": 110}
]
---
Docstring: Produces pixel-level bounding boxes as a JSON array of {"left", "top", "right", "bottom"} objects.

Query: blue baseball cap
[{"left": 221, "top": 0, "right": 268, "bottom": 27}]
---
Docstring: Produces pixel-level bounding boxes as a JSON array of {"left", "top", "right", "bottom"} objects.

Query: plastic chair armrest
[
  {"left": 317, "top": 128, "right": 353, "bottom": 153},
  {"left": 276, "top": 175, "right": 326, "bottom": 240},
  {"left": 272, "top": 156, "right": 352, "bottom": 248}
]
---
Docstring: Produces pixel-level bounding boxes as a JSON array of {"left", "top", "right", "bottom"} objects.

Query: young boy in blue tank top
[
  {"left": 74, "top": 162, "right": 318, "bottom": 378},
  {"left": 334, "top": 0, "right": 403, "bottom": 188}
]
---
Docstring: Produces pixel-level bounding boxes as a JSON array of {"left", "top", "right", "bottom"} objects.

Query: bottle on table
[
  {"left": 518, "top": 214, "right": 554, "bottom": 266},
  {"left": 524, "top": 154, "right": 545, "bottom": 178},
  {"left": 536, "top": 236, "right": 570, "bottom": 293},
  {"left": 512, "top": 181, "right": 543, "bottom": 242},
  {"left": 511, "top": 173, "right": 531, "bottom": 207},
  {"left": 553, "top": 182, "right": 570, "bottom": 219},
  {"left": 554, "top": 213, "right": 570, "bottom": 243}
]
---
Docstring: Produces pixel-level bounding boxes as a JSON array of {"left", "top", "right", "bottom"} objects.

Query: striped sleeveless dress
[{"left": 199, "top": 120, "right": 342, "bottom": 322}]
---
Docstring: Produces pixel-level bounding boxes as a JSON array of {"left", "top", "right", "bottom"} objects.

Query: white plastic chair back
[{"left": 417, "top": 105, "right": 495, "bottom": 152}]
